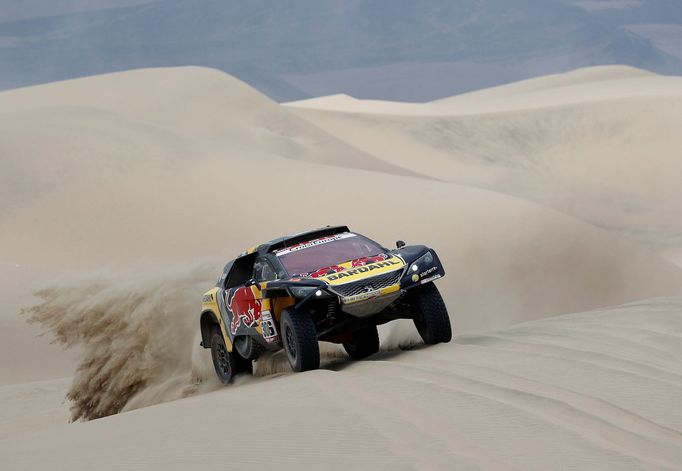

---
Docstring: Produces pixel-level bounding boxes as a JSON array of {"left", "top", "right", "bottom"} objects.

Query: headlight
[
  {"left": 288, "top": 286, "right": 318, "bottom": 298},
  {"left": 288, "top": 286, "right": 331, "bottom": 298},
  {"left": 410, "top": 251, "right": 435, "bottom": 274}
]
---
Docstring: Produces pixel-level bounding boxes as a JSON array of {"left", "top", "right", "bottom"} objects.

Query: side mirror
[{"left": 396, "top": 240, "right": 406, "bottom": 249}]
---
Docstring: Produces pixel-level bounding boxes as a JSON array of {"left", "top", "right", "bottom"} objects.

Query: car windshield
[{"left": 275, "top": 233, "right": 384, "bottom": 276}]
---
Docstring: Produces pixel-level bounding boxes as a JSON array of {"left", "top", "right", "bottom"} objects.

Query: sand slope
[
  {"left": 1, "top": 66, "right": 681, "bottom": 470},
  {"left": 3, "top": 299, "right": 682, "bottom": 470}
]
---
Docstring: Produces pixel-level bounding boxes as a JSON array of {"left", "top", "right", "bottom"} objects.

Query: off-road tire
[
  {"left": 411, "top": 282, "right": 452, "bottom": 344},
  {"left": 210, "top": 326, "right": 238, "bottom": 384},
  {"left": 281, "top": 308, "right": 320, "bottom": 372},
  {"left": 343, "top": 324, "right": 380, "bottom": 360},
  {"left": 234, "top": 335, "right": 263, "bottom": 361}
]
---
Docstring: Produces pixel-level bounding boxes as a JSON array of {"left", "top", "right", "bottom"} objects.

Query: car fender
[
  {"left": 200, "top": 287, "right": 233, "bottom": 351},
  {"left": 394, "top": 246, "right": 446, "bottom": 290}
]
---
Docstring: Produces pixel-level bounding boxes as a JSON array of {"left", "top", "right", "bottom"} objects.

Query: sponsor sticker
[
  {"left": 343, "top": 290, "right": 383, "bottom": 304},
  {"left": 260, "top": 310, "right": 279, "bottom": 343},
  {"left": 420, "top": 274, "right": 442, "bottom": 285},
  {"left": 420, "top": 266, "right": 437, "bottom": 278},
  {"left": 300, "top": 254, "right": 391, "bottom": 278},
  {"left": 322, "top": 260, "right": 402, "bottom": 282}
]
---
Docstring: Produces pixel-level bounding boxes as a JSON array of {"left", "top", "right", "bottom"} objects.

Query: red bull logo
[
  {"left": 226, "top": 288, "right": 262, "bottom": 335},
  {"left": 351, "top": 254, "right": 388, "bottom": 267},
  {"left": 309, "top": 265, "right": 345, "bottom": 278},
  {"left": 306, "top": 255, "right": 390, "bottom": 278}
]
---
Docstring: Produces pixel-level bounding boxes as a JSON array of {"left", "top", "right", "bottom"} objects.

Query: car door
[
  {"left": 225, "top": 283, "right": 262, "bottom": 336},
  {"left": 251, "top": 257, "right": 281, "bottom": 343},
  {"left": 225, "top": 256, "right": 283, "bottom": 337},
  {"left": 219, "top": 252, "right": 261, "bottom": 338}
]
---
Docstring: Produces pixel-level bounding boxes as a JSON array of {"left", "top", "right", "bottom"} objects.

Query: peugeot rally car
[{"left": 199, "top": 226, "right": 451, "bottom": 382}]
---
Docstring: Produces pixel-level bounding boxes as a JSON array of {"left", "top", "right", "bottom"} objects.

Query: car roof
[
  {"left": 256, "top": 225, "right": 350, "bottom": 255},
  {"left": 219, "top": 225, "right": 351, "bottom": 279}
]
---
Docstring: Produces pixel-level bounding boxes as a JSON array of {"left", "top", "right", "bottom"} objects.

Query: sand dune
[
  {"left": 0, "top": 67, "right": 415, "bottom": 218},
  {"left": 285, "top": 66, "right": 682, "bottom": 250},
  {"left": 0, "top": 378, "right": 70, "bottom": 440},
  {"left": 1, "top": 66, "right": 681, "bottom": 469}
]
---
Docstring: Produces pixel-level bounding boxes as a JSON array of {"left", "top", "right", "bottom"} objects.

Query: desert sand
[{"left": 1, "top": 65, "right": 681, "bottom": 469}]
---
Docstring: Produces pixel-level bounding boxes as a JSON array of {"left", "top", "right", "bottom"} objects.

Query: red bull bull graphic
[{"left": 225, "top": 287, "right": 262, "bottom": 335}]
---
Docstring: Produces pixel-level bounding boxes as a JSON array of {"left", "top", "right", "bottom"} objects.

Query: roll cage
[{"left": 219, "top": 252, "right": 287, "bottom": 289}]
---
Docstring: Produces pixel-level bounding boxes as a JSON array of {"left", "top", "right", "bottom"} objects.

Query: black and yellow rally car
[{"left": 199, "top": 226, "right": 451, "bottom": 382}]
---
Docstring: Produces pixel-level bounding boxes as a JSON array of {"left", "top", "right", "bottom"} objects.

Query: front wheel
[
  {"left": 281, "top": 308, "right": 320, "bottom": 372},
  {"left": 210, "top": 326, "right": 238, "bottom": 383},
  {"left": 343, "top": 324, "right": 380, "bottom": 360},
  {"left": 411, "top": 282, "right": 452, "bottom": 344}
]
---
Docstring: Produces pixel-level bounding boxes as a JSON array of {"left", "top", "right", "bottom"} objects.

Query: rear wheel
[
  {"left": 343, "top": 324, "right": 380, "bottom": 360},
  {"left": 281, "top": 308, "right": 320, "bottom": 372},
  {"left": 234, "top": 335, "right": 263, "bottom": 361},
  {"left": 210, "top": 326, "right": 238, "bottom": 383},
  {"left": 411, "top": 282, "right": 452, "bottom": 344}
]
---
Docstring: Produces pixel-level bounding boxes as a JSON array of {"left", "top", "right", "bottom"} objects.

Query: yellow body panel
[
  {"left": 256, "top": 283, "right": 295, "bottom": 321},
  {"left": 316, "top": 257, "right": 405, "bottom": 286},
  {"left": 272, "top": 296, "right": 296, "bottom": 321},
  {"left": 201, "top": 287, "right": 233, "bottom": 351}
]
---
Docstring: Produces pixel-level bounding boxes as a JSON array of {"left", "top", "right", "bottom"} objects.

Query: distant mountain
[
  {"left": 0, "top": 0, "right": 680, "bottom": 101},
  {"left": 0, "top": 0, "right": 157, "bottom": 22}
]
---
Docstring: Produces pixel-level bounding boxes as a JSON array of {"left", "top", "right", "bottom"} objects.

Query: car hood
[{"left": 309, "top": 254, "right": 406, "bottom": 286}]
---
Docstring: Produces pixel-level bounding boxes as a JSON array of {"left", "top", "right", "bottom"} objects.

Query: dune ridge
[{"left": 286, "top": 67, "right": 682, "bottom": 250}]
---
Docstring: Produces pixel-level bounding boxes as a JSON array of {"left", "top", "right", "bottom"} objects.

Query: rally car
[{"left": 199, "top": 226, "right": 451, "bottom": 382}]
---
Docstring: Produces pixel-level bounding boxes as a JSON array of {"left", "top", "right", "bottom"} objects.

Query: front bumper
[
  {"left": 327, "top": 268, "right": 404, "bottom": 317},
  {"left": 339, "top": 289, "right": 402, "bottom": 318}
]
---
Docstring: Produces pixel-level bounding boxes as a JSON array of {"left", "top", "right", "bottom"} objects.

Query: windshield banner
[{"left": 275, "top": 232, "right": 357, "bottom": 256}]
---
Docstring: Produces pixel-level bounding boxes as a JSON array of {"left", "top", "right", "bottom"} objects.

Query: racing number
[{"left": 260, "top": 311, "right": 279, "bottom": 343}]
